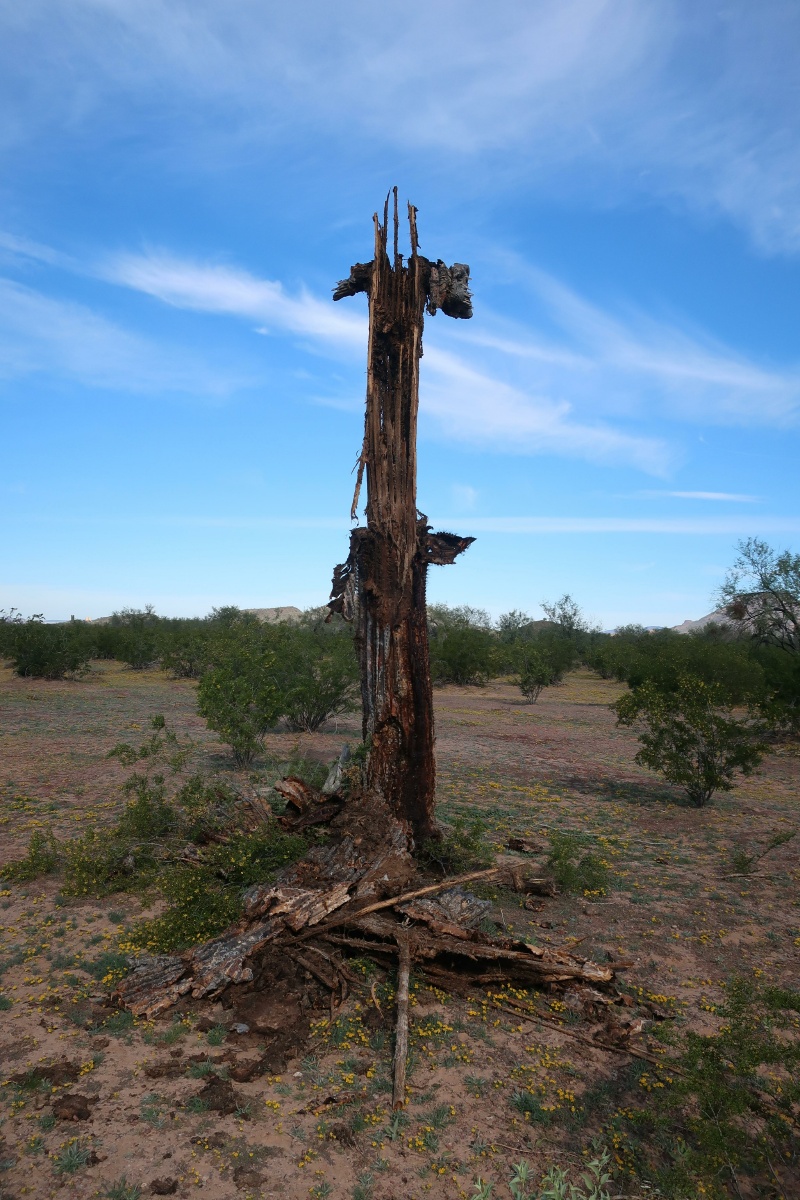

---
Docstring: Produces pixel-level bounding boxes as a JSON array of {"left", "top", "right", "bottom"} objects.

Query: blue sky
[{"left": 1, "top": 0, "right": 799, "bottom": 627}]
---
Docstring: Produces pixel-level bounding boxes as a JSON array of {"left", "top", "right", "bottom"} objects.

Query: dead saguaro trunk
[{"left": 329, "top": 191, "right": 474, "bottom": 843}]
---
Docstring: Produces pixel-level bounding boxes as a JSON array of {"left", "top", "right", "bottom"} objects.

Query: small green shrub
[
  {"left": 52, "top": 1140, "right": 92, "bottom": 1175},
  {"left": 614, "top": 676, "right": 767, "bottom": 806},
  {"left": 84, "top": 951, "right": 130, "bottom": 983},
  {"left": 517, "top": 649, "right": 563, "bottom": 704},
  {"left": 547, "top": 830, "right": 609, "bottom": 896},
  {"left": 726, "top": 828, "right": 795, "bottom": 875},
  {"left": 105, "top": 1176, "right": 142, "bottom": 1200},
  {"left": 198, "top": 661, "right": 282, "bottom": 766},
  {"left": 509, "top": 1090, "right": 553, "bottom": 1124},
  {"left": 1, "top": 828, "right": 60, "bottom": 882},
  {"left": 8, "top": 715, "right": 312, "bottom": 955},
  {"left": 470, "top": 1152, "right": 611, "bottom": 1200},
  {"left": 273, "top": 627, "right": 358, "bottom": 732},
  {"left": 419, "top": 816, "right": 493, "bottom": 874},
  {"left": 634, "top": 979, "right": 800, "bottom": 1198},
  {"left": 106, "top": 606, "right": 161, "bottom": 670}
]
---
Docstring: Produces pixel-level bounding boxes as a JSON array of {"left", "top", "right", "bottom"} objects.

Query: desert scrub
[
  {"left": 121, "top": 825, "right": 310, "bottom": 952},
  {"left": 1, "top": 827, "right": 60, "bottom": 882},
  {"left": 419, "top": 816, "right": 493, "bottom": 874},
  {"left": 12, "top": 715, "right": 313, "bottom": 952},
  {"left": 615, "top": 979, "right": 800, "bottom": 1198},
  {"left": 614, "top": 676, "right": 767, "bottom": 806},
  {"left": 546, "top": 830, "right": 609, "bottom": 896}
]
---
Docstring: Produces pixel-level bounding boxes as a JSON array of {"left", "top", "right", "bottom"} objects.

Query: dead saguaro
[{"left": 329, "top": 190, "right": 474, "bottom": 843}]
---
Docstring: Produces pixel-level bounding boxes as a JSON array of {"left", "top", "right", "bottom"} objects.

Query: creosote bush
[
  {"left": 197, "top": 656, "right": 282, "bottom": 767},
  {"left": 517, "top": 648, "right": 564, "bottom": 704},
  {"left": 0, "top": 610, "right": 93, "bottom": 680},
  {"left": 614, "top": 675, "right": 766, "bottom": 806},
  {"left": 1, "top": 828, "right": 60, "bottom": 882}
]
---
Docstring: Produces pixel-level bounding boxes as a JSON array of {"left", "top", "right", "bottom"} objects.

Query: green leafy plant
[
  {"left": 428, "top": 605, "right": 497, "bottom": 686},
  {"left": 517, "top": 648, "right": 563, "bottom": 704},
  {"left": 273, "top": 625, "right": 358, "bottom": 732},
  {"left": 105, "top": 1177, "right": 142, "bottom": 1200},
  {"left": 11, "top": 715, "right": 311, "bottom": 953},
  {"left": 52, "top": 1140, "right": 92, "bottom": 1175},
  {"left": 419, "top": 816, "right": 493, "bottom": 874},
  {"left": 1, "top": 827, "right": 60, "bottom": 882},
  {"left": 538, "top": 1153, "right": 611, "bottom": 1200},
  {"left": 0, "top": 611, "right": 92, "bottom": 679},
  {"left": 198, "top": 658, "right": 281, "bottom": 767},
  {"left": 547, "top": 830, "right": 609, "bottom": 896},
  {"left": 470, "top": 1153, "right": 612, "bottom": 1200},
  {"left": 622, "top": 980, "right": 800, "bottom": 1198},
  {"left": 614, "top": 676, "right": 767, "bottom": 806},
  {"left": 727, "top": 828, "right": 796, "bottom": 875},
  {"left": 352, "top": 1171, "right": 374, "bottom": 1200},
  {"left": 106, "top": 606, "right": 161, "bottom": 670}
]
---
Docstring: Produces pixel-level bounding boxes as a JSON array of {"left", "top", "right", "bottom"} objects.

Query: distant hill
[
  {"left": 671, "top": 608, "right": 729, "bottom": 635},
  {"left": 244, "top": 606, "right": 302, "bottom": 623},
  {"left": 88, "top": 605, "right": 304, "bottom": 625}
]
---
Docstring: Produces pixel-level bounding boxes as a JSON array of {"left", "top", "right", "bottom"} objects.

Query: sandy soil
[{"left": 1, "top": 663, "right": 798, "bottom": 1200}]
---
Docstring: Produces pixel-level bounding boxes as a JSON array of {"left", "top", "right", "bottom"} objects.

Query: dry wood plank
[
  {"left": 290, "top": 866, "right": 501, "bottom": 944},
  {"left": 392, "top": 933, "right": 411, "bottom": 1110}
]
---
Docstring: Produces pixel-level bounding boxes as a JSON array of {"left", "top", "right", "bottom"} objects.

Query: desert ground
[{"left": 1, "top": 662, "right": 798, "bottom": 1200}]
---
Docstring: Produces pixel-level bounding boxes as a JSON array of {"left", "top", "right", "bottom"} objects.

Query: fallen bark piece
[
  {"left": 189, "top": 920, "right": 284, "bottom": 998},
  {"left": 348, "top": 913, "right": 615, "bottom": 986},
  {"left": 291, "top": 866, "right": 502, "bottom": 945},
  {"left": 8, "top": 1059, "right": 80, "bottom": 1088},
  {"left": 278, "top": 800, "right": 344, "bottom": 832},
  {"left": 392, "top": 934, "right": 411, "bottom": 1110},
  {"left": 273, "top": 776, "right": 325, "bottom": 812},
  {"left": 506, "top": 836, "right": 545, "bottom": 854},
  {"left": 149, "top": 1179, "right": 178, "bottom": 1196},
  {"left": 396, "top": 885, "right": 490, "bottom": 932},
  {"left": 242, "top": 882, "right": 352, "bottom": 928},
  {"left": 115, "top": 954, "right": 192, "bottom": 1018},
  {"left": 281, "top": 821, "right": 414, "bottom": 900},
  {"left": 497, "top": 863, "right": 557, "bottom": 896}
]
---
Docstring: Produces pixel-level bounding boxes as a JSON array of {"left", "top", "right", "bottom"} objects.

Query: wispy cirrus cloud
[
  {"left": 451, "top": 263, "right": 800, "bottom": 436},
  {"left": 106, "top": 252, "right": 365, "bottom": 351},
  {"left": 1, "top": 2, "right": 799, "bottom": 253},
  {"left": 102, "top": 243, "right": 800, "bottom": 471},
  {"left": 638, "top": 490, "right": 761, "bottom": 503},
  {"left": 524, "top": 269, "right": 800, "bottom": 425},
  {"left": 105, "top": 247, "right": 672, "bottom": 473},
  {"left": 5, "top": 232, "right": 798, "bottom": 474},
  {"left": 0, "top": 277, "right": 256, "bottom": 397}
]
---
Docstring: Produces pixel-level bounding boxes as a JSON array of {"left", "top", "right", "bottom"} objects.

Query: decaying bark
[{"left": 329, "top": 191, "right": 474, "bottom": 842}]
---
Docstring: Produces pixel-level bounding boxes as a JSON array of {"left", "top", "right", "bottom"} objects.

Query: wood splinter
[{"left": 392, "top": 932, "right": 412, "bottom": 1109}]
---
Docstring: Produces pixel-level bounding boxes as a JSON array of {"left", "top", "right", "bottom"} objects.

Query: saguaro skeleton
[{"left": 328, "top": 191, "right": 474, "bottom": 844}]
